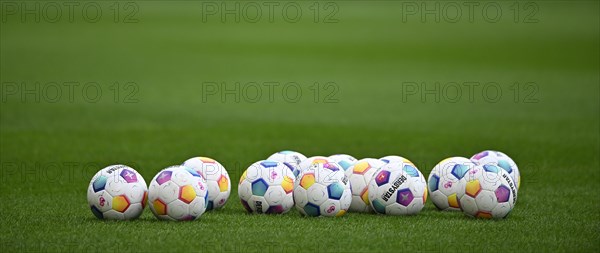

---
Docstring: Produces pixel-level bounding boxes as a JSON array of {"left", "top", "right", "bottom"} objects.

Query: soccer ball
[
  {"left": 329, "top": 154, "right": 358, "bottom": 172},
  {"left": 182, "top": 157, "right": 231, "bottom": 210},
  {"left": 148, "top": 165, "right": 209, "bottom": 221},
  {"left": 459, "top": 164, "right": 518, "bottom": 219},
  {"left": 87, "top": 165, "right": 148, "bottom": 220},
  {"left": 298, "top": 156, "right": 330, "bottom": 174},
  {"left": 368, "top": 162, "right": 427, "bottom": 215},
  {"left": 267, "top": 150, "right": 307, "bottom": 178},
  {"left": 427, "top": 157, "right": 477, "bottom": 211},
  {"left": 345, "top": 158, "right": 386, "bottom": 212},
  {"left": 238, "top": 160, "right": 295, "bottom": 214},
  {"left": 471, "top": 150, "right": 521, "bottom": 190},
  {"left": 294, "top": 161, "right": 351, "bottom": 217}
]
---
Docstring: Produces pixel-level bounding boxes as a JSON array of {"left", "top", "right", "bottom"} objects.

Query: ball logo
[
  {"left": 270, "top": 171, "right": 278, "bottom": 180},
  {"left": 99, "top": 196, "right": 106, "bottom": 207},
  {"left": 120, "top": 169, "right": 138, "bottom": 183},
  {"left": 400, "top": 193, "right": 410, "bottom": 202},
  {"left": 219, "top": 199, "right": 225, "bottom": 204},
  {"left": 293, "top": 155, "right": 302, "bottom": 165},
  {"left": 381, "top": 175, "right": 407, "bottom": 201},
  {"left": 326, "top": 205, "right": 336, "bottom": 213},
  {"left": 198, "top": 182, "right": 205, "bottom": 190},
  {"left": 443, "top": 181, "right": 453, "bottom": 189},
  {"left": 156, "top": 171, "right": 172, "bottom": 185},
  {"left": 124, "top": 171, "right": 134, "bottom": 179},
  {"left": 106, "top": 166, "right": 121, "bottom": 174},
  {"left": 341, "top": 175, "right": 349, "bottom": 185},
  {"left": 255, "top": 201, "right": 263, "bottom": 213},
  {"left": 469, "top": 169, "right": 479, "bottom": 175},
  {"left": 377, "top": 173, "right": 387, "bottom": 181}
]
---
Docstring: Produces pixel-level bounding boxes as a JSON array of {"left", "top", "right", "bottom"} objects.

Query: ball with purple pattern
[
  {"left": 368, "top": 161, "right": 427, "bottom": 215},
  {"left": 87, "top": 165, "right": 148, "bottom": 220}
]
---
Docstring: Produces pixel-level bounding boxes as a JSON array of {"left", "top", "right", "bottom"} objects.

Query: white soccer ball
[
  {"left": 470, "top": 150, "right": 520, "bottom": 190},
  {"left": 368, "top": 161, "right": 427, "bottom": 215},
  {"left": 329, "top": 154, "right": 358, "bottom": 172},
  {"left": 87, "top": 165, "right": 148, "bottom": 220},
  {"left": 182, "top": 157, "right": 231, "bottom": 210},
  {"left": 148, "top": 165, "right": 209, "bottom": 221},
  {"left": 427, "top": 157, "right": 477, "bottom": 211},
  {"left": 345, "top": 158, "right": 386, "bottom": 212},
  {"left": 267, "top": 150, "right": 307, "bottom": 178},
  {"left": 294, "top": 161, "right": 351, "bottom": 217},
  {"left": 459, "top": 164, "right": 518, "bottom": 219},
  {"left": 238, "top": 160, "right": 295, "bottom": 214}
]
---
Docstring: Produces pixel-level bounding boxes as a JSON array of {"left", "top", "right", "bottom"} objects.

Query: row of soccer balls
[
  {"left": 241, "top": 150, "right": 519, "bottom": 218},
  {"left": 87, "top": 150, "right": 519, "bottom": 220},
  {"left": 87, "top": 157, "right": 231, "bottom": 220}
]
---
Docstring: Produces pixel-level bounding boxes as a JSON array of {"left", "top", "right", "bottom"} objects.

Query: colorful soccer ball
[
  {"left": 87, "top": 165, "right": 148, "bottom": 220},
  {"left": 368, "top": 162, "right": 427, "bottom": 215},
  {"left": 329, "top": 154, "right": 358, "bottom": 172},
  {"left": 459, "top": 164, "right": 518, "bottom": 219},
  {"left": 294, "top": 161, "right": 351, "bottom": 217},
  {"left": 182, "top": 157, "right": 231, "bottom": 210},
  {"left": 148, "top": 165, "right": 209, "bottom": 221},
  {"left": 238, "top": 160, "right": 295, "bottom": 214},
  {"left": 267, "top": 150, "right": 307, "bottom": 178},
  {"left": 471, "top": 150, "right": 521, "bottom": 190},
  {"left": 345, "top": 158, "right": 386, "bottom": 212},
  {"left": 428, "top": 157, "right": 477, "bottom": 211}
]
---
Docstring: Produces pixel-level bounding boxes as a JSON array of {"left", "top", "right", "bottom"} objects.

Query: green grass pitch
[{"left": 1, "top": 1, "right": 598, "bottom": 252}]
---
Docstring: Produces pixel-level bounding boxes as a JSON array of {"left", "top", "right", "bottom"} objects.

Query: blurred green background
[{"left": 1, "top": 1, "right": 598, "bottom": 252}]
